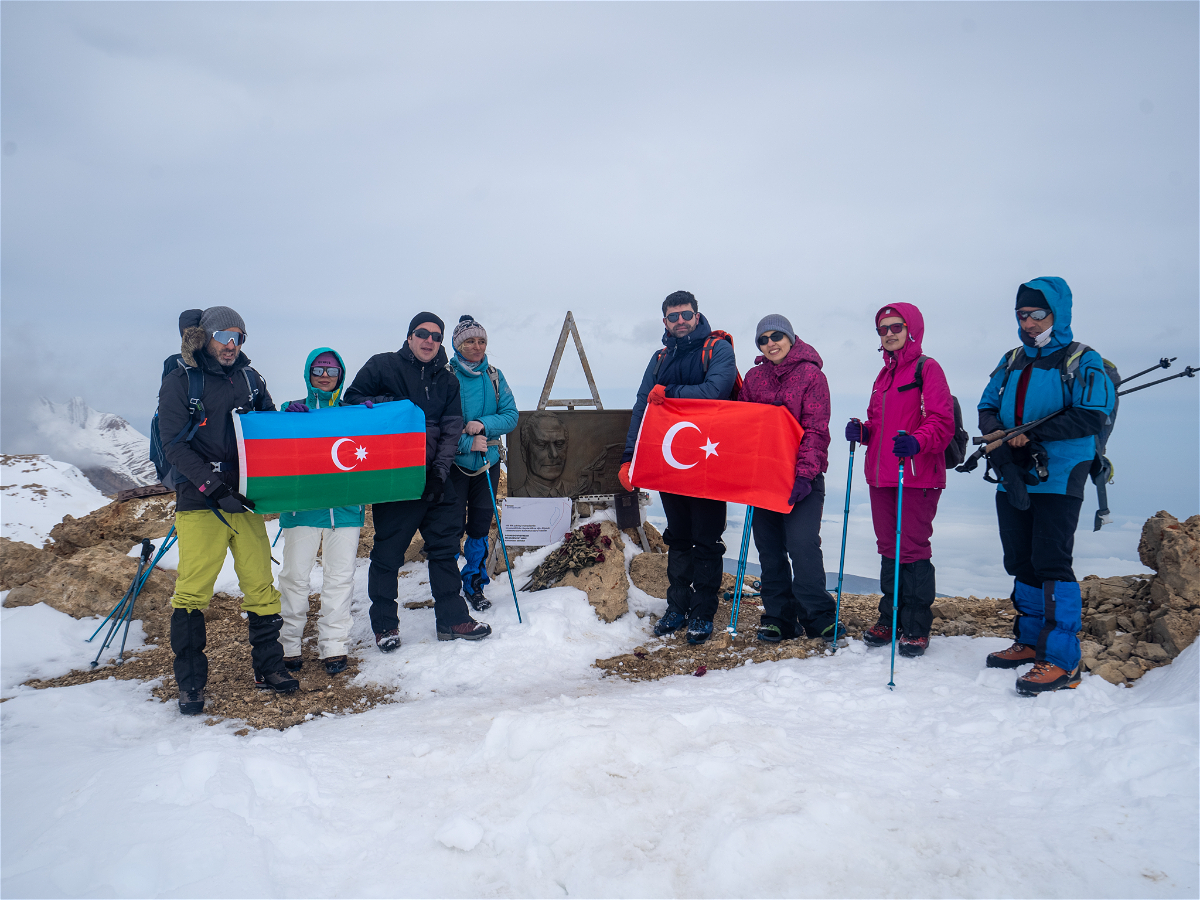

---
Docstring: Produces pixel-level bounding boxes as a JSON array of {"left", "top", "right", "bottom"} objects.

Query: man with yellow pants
[{"left": 158, "top": 306, "right": 298, "bottom": 715}]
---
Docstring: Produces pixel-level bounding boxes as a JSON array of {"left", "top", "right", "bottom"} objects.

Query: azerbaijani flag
[{"left": 234, "top": 401, "right": 426, "bottom": 514}]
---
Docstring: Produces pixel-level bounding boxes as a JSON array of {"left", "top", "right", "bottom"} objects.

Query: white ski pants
[{"left": 278, "top": 525, "right": 361, "bottom": 659}]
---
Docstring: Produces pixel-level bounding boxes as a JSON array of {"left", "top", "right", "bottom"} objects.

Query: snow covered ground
[
  {"left": 0, "top": 454, "right": 110, "bottom": 547},
  {"left": 2, "top": 534, "right": 1197, "bottom": 898}
]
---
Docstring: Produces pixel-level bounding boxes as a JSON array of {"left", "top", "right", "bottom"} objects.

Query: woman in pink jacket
[{"left": 845, "top": 303, "right": 953, "bottom": 657}]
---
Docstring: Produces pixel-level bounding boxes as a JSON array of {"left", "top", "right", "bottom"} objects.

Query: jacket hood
[
  {"left": 181, "top": 325, "right": 250, "bottom": 372},
  {"left": 450, "top": 350, "right": 490, "bottom": 377},
  {"left": 303, "top": 347, "right": 346, "bottom": 408},
  {"left": 661, "top": 312, "right": 713, "bottom": 353},
  {"left": 754, "top": 336, "right": 824, "bottom": 371},
  {"left": 875, "top": 302, "right": 924, "bottom": 368},
  {"left": 1018, "top": 277, "right": 1073, "bottom": 354}
]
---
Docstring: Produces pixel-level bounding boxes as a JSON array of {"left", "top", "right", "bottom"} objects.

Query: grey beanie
[
  {"left": 755, "top": 314, "right": 795, "bottom": 344},
  {"left": 200, "top": 306, "right": 246, "bottom": 336}
]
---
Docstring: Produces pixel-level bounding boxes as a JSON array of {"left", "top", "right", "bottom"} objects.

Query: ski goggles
[
  {"left": 212, "top": 330, "right": 246, "bottom": 346},
  {"left": 665, "top": 310, "right": 696, "bottom": 323},
  {"left": 1016, "top": 309, "right": 1051, "bottom": 321},
  {"left": 310, "top": 365, "right": 341, "bottom": 378},
  {"left": 412, "top": 328, "right": 443, "bottom": 342},
  {"left": 876, "top": 323, "right": 906, "bottom": 336},
  {"left": 756, "top": 330, "right": 790, "bottom": 346}
]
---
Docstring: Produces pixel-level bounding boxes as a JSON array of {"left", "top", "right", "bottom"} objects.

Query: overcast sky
[{"left": 2, "top": 2, "right": 1196, "bottom": 592}]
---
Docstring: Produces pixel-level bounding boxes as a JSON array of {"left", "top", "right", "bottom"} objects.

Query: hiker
[
  {"left": 740, "top": 315, "right": 838, "bottom": 644},
  {"left": 447, "top": 315, "right": 518, "bottom": 611},
  {"left": 276, "top": 348, "right": 365, "bottom": 676},
  {"left": 978, "top": 277, "right": 1114, "bottom": 694},
  {"left": 343, "top": 312, "right": 492, "bottom": 647},
  {"left": 618, "top": 290, "right": 737, "bottom": 645},
  {"left": 845, "top": 303, "right": 954, "bottom": 657},
  {"left": 158, "top": 306, "right": 297, "bottom": 715}
]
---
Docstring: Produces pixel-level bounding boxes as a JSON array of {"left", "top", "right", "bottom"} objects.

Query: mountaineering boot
[
  {"left": 436, "top": 618, "right": 493, "bottom": 641},
  {"left": 283, "top": 656, "right": 303, "bottom": 671},
  {"left": 862, "top": 622, "right": 894, "bottom": 647},
  {"left": 686, "top": 618, "right": 714, "bottom": 645},
  {"left": 466, "top": 575, "right": 492, "bottom": 613},
  {"left": 818, "top": 622, "right": 846, "bottom": 646},
  {"left": 323, "top": 655, "right": 349, "bottom": 675},
  {"left": 375, "top": 629, "right": 401, "bottom": 652},
  {"left": 654, "top": 610, "right": 687, "bottom": 636},
  {"left": 986, "top": 642, "right": 1037, "bottom": 668},
  {"left": 170, "top": 608, "right": 208, "bottom": 715},
  {"left": 1016, "top": 661, "right": 1081, "bottom": 696},
  {"left": 898, "top": 635, "right": 929, "bottom": 657},
  {"left": 247, "top": 611, "right": 299, "bottom": 693},
  {"left": 460, "top": 536, "right": 492, "bottom": 611},
  {"left": 757, "top": 624, "right": 786, "bottom": 643}
]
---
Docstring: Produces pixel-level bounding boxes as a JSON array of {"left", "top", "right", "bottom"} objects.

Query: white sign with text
[{"left": 499, "top": 497, "right": 572, "bottom": 548}]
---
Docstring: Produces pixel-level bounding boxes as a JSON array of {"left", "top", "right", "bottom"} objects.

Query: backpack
[
  {"left": 991, "top": 342, "right": 1121, "bottom": 528},
  {"left": 652, "top": 330, "right": 743, "bottom": 401},
  {"left": 898, "top": 356, "right": 969, "bottom": 469},
  {"left": 149, "top": 355, "right": 263, "bottom": 487}
]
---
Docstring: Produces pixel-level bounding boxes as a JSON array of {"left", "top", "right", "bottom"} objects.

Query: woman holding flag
[{"left": 739, "top": 315, "right": 837, "bottom": 643}]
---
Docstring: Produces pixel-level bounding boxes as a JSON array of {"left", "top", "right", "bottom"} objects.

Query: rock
[
  {"left": 1134, "top": 641, "right": 1170, "bottom": 663},
  {"left": 1120, "top": 659, "right": 1146, "bottom": 681},
  {"left": 623, "top": 521, "right": 667, "bottom": 554},
  {"left": 630, "top": 553, "right": 669, "bottom": 599},
  {"left": 1091, "top": 661, "right": 1126, "bottom": 685},
  {"left": 708, "top": 630, "right": 732, "bottom": 650},
  {"left": 46, "top": 495, "right": 176, "bottom": 557},
  {"left": 0, "top": 537, "right": 59, "bottom": 590},
  {"left": 1151, "top": 611, "right": 1200, "bottom": 658},
  {"left": 1107, "top": 633, "right": 1137, "bottom": 661},
  {"left": 1086, "top": 613, "right": 1117, "bottom": 640},
  {"left": 1138, "top": 511, "right": 1200, "bottom": 605},
  {"left": 1079, "top": 639, "right": 1105, "bottom": 660},
  {"left": 552, "top": 522, "right": 629, "bottom": 622}
]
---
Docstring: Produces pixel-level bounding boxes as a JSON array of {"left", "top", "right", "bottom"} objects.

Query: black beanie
[
  {"left": 1015, "top": 284, "right": 1050, "bottom": 311},
  {"left": 408, "top": 311, "right": 445, "bottom": 337}
]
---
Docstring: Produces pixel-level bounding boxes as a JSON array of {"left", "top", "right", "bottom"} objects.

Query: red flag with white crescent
[{"left": 628, "top": 398, "right": 805, "bottom": 514}]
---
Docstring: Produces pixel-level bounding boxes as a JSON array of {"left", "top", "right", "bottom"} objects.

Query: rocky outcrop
[
  {"left": 0, "top": 537, "right": 59, "bottom": 590},
  {"left": 47, "top": 495, "right": 176, "bottom": 557},
  {"left": 555, "top": 523, "right": 630, "bottom": 622}
]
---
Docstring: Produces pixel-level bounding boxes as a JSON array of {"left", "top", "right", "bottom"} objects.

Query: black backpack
[{"left": 897, "top": 356, "right": 969, "bottom": 469}]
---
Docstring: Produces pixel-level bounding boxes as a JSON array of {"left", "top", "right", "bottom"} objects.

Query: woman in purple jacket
[
  {"left": 846, "top": 303, "right": 954, "bottom": 657},
  {"left": 740, "top": 315, "right": 836, "bottom": 643}
]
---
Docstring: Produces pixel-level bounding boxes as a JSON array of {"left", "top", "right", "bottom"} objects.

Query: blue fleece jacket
[{"left": 449, "top": 351, "right": 518, "bottom": 473}]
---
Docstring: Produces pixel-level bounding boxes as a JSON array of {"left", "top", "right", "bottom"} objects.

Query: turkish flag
[{"left": 629, "top": 398, "right": 805, "bottom": 513}]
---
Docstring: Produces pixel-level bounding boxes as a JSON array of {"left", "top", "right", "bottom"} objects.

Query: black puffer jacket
[
  {"left": 343, "top": 344, "right": 463, "bottom": 482},
  {"left": 159, "top": 326, "right": 276, "bottom": 512}
]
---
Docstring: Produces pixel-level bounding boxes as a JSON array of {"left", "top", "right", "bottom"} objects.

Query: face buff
[{"left": 1033, "top": 327, "right": 1054, "bottom": 349}]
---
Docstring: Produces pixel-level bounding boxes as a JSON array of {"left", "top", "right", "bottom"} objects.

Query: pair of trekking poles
[
  {"left": 725, "top": 425, "right": 908, "bottom": 689},
  {"left": 86, "top": 528, "right": 179, "bottom": 667}
]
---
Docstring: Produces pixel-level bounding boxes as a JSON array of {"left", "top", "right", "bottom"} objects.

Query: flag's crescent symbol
[
  {"left": 331, "top": 438, "right": 358, "bottom": 471},
  {"left": 662, "top": 421, "right": 700, "bottom": 470}
]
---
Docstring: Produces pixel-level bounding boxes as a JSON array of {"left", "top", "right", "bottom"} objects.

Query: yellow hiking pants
[{"left": 169, "top": 510, "right": 281, "bottom": 616}]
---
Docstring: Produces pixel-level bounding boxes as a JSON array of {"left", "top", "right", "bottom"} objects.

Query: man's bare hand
[{"left": 1007, "top": 433, "right": 1030, "bottom": 448}]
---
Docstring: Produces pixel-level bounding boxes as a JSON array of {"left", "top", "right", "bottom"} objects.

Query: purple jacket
[
  {"left": 739, "top": 339, "right": 831, "bottom": 482},
  {"left": 862, "top": 302, "right": 954, "bottom": 489}
]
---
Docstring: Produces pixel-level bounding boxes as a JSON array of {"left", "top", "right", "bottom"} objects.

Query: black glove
[
  {"left": 988, "top": 444, "right": 1037, "bottom": 511},
  {"left": 421, "top": 474, "right": 446, "bottom": 504},
  {"left": 207, "top": 482, "right": 249, "bottom": 514}
]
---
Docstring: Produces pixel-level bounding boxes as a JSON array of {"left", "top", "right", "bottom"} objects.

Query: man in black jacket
[
  {"left": 159, "top": 306, "right": 298, "bottom": 716},
  {"left": 344, "top": 312, "right": 492, "bottom": 648}
]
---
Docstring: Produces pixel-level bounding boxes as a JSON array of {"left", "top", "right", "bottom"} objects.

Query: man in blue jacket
[
  {"left": 978, "top": 277, "right": 1115, "bottom": 694},
  {"left": 618, "top": 290, "right": 737, "bottom": 645}
]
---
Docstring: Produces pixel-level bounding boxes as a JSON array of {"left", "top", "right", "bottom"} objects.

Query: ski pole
[
  {"left": 484, "top": 464, "right": 522, "bottom": 624},
  {"left": 889, "top": 432, "right": 906, "bottom": 690},
  {"left": 728, "top": 507, "right": 755, "bottom": 635},
  {"left": 832, "top": 432, "right": 858, "bottom": 651}
]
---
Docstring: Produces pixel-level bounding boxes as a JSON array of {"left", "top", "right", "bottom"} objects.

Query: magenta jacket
[
  {"left": 861, "top": 302, "right": 954, "bottom": 489},
  {"left": 739, "top": 338, "right": 831, "bottom": 482}
]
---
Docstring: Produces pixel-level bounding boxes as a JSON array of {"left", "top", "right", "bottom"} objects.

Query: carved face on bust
[{"left": 522, "top": 412, "right": 569, "bottom": 485}]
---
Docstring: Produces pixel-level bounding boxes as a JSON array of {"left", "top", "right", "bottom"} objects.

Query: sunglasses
[
  {"left": 756, "top": 330, "right": 790, "bottom": 346},
  {"left": 213, "top": 330, "right": 246, "bottom": 346},
  {"left": 413, "top": 328, "right": 443, "bottom": 342},
  {"left": 876, "top": 323, "right": 906, "bottom": 336},
  {"left": 1016, "top": 309, "right": 1051, "bottom": 321},
  {"left": 310, "top": 366, "right": 341, "bottom": 378},
  {"left": 665, "top": 311, "right": 696, "bottom": 323}
]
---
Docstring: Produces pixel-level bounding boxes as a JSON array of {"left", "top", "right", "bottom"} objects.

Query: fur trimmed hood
[{"left": 181, "top": 325, "right": 251, "bottom": 371}]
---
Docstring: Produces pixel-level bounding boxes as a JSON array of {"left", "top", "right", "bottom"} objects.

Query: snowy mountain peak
[{"left": 29, "top": 397, "right": 158, "bottom": 494}]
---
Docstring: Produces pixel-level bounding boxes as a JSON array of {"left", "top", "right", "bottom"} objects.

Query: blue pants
[{"left": 995, "top": 492, "right": 1083, "bottom": 672}]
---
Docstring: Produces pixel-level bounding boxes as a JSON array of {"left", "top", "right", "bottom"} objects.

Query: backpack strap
[
  {"left": 700, "top": 331, "right": 734, "bottom": 375},
  {"left": 178, "top": 366, "right": 207, "bottom": 444},
  {"left": 242, "top": 367, "right": 265, "bottom": 409},
  {"left": 652, "top": 348, "right": 666, "bottom": 380},
  {"left": 486, "top": 365, "right": 501, "bottom": 405}
]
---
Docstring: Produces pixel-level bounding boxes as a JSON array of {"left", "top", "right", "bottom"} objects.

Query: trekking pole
[
  {"left": 888, "top": 432, "right": 906, "bottom": 690},
  {"left": 1117, "top": 364, "right": 1197, "bottom": 397},
  {"left": 483, "top": 464, "right": 522, "bottom": 624},
  {"left": 1116, "top": 356, "right": 1175, "bottom": 388},
  {"left": 88, "top": 539, "right": 152, "bottom": 666},
  {"left": 87, "top": 526, "right": 177, "bottom": 640},
  {"left": 955, "top": 409, "right": 1066, "bottom": 474},
  {"left": 727, "top": 507, "right": 755, "bottom": 636},
  {"left": 832, "top": 431, "right": 858, "bottom": 652}
]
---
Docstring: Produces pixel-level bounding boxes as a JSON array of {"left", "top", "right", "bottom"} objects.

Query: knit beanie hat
[
  {"left": 200, "top": 306, "right": 246, "bottom": 336},
  {"left": 1015, "top": 284, "right": 1051, "bottom": 311},
  {"left": 453, "top": 315, "right": 488, "bottom": 352},
  {"left": 408, "top": 312, "right": 445, "bottom": 338},
  {"left": 755, "top": 314, "right": 795, "bottom": 344}
]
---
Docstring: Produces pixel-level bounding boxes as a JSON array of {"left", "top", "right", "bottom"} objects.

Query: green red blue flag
[{"left": 234, "top": 401, "right": 426, "bottom": 514}]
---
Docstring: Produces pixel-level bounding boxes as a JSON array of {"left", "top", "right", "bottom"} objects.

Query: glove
[
  {"left": 618, "top": 462, "right": 634, "bottom": 492},
  {"left": 285, "top": 401, "right": 310, "bottom": 413},
  {"left": 217, "top": 493, "right": 248, "bottom": 514},
  {"left": 648, "top": 384, "right": 667, "bottom": 406},
  {"left": 789, "top": 476, "right": 812, "bottom": 507},
  {"left": 845, "top": 420, "right": 869, "bottom": 444},
  {"left": 421, "top": 474, "right": 446, "bottom": 504},
  {"left": 363, "top": 400, "right": 374, "bottom": 409},
  {"left": 892, "top": 434, "right": 921, "bottom": 458}
]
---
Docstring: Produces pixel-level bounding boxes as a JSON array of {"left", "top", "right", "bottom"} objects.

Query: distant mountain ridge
[{"left": 29, "top": 397, "right": 157, "bottom": 494}]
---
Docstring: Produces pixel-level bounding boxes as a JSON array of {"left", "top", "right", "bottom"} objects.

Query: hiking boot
[
  {"left": 324, "top": 655, "right": 348, "bottom": 675},
  {"left": 818, "top": 622, "right": 845, "bottom": 645},
  {"left": 686, "top": 618, "right": 714, "bottom": 644},
  {"left": 862, "top": 622, "right": 894, "bottom": 647},
  {"left": 375, "top": 629, "right": 402, "bottom": 653},
  {"left": 254, "top": 670, "right": 300, "bottom": 693},
  {"left": 653, "top": 610, "right": 687, "bottom": 636},
  {"left": 437, "top": 619, "right": 493, "bottom": 642},
  {"left": 757, "top": 624, "right": 786, "bottom": 643},
  {"left": 986, "top": 641, "right": 1036, "bottom": 669},
  {"left": 466, "top": 590, "right": 492, "bottom": 613},
  {"left": 283, "top": 656, "right": 303, "bottom": 671},
  {"left": 178, "top": 689, "right": 205, "bottom": 716},
  {"left": 898, "top": 635, "right": 929, "bottom": 657},
  {"left": 1016, "top": 661, "right": 1081, "bottom": 696}
]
